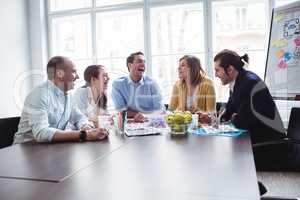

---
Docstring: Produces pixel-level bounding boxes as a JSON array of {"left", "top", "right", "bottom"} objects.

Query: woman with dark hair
[
  {"left": 73, "top": 65, "right": 110, "bottom": 126},
  {"left": 169, "top": 55, "right": 216, "bottom": 113}
]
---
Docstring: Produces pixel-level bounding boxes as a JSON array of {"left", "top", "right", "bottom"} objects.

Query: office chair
[
  {"left": 0, "top": 116, "right": 20, "bottom": 148},
  {"left": 254, "top": 107, "right": 300, "bottom": 200},
  {"left": 253, "top": 107, "right": 300, "bottom": 171}
]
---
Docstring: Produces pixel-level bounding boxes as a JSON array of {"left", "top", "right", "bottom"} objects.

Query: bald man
[{"left": 14, "top": 56, "right": 108, "bottom": 144}]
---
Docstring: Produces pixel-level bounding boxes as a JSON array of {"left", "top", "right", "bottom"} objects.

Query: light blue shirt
[
  {"left": 14, "top": 80, "right": 88, "bottom": 144},
  {"left": 111, "top": 75, "right": 162, "bottom": 112}
]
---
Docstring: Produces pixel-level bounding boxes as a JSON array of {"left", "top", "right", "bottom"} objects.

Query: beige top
[{"left": 169, "top": 76, "right": 216, "bottom": 113}]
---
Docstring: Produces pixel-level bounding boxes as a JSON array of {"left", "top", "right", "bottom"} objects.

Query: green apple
[
  {"left": 184, "top": 114, "right": 192, "bottom": 124},
  {"left": 165, "top": 115, "right": 174, "bottom": 124},
  {"left": 173, "top": 113, "right": 184, "bottom": 124}
]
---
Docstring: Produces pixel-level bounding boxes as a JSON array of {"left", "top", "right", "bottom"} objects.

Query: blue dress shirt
[
  {"left": 14, "top": 80, "right": 88, "bottom": 143},
  {"left": 111, "top": 76, "right": 162, "bottom": 112}
]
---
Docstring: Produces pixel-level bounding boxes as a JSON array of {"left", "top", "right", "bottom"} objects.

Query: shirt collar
[
  {"left": 127, "top": 75, "right": 145, "bottom": 86},
  {"left": 229, "top": 79, "right": 235, "bottom": 92},
  {"left": 47, "top": 80, "right": 67, "bottom": 97}
]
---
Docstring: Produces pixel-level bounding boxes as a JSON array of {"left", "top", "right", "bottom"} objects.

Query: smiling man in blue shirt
[
  {"left": 14, "top": 56, "right": 109, "bottom": 144},
  {"left": 111, "top": 52, "right": 162, "bottom": 122}
]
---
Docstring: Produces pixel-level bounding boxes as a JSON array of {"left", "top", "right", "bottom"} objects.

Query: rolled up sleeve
[{"left": 24, "top": 95, "right": 58, "bottom": 142}]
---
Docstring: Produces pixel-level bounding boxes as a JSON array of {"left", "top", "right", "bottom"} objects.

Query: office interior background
[{"left": 1, "top": 0, "right": 299, "bottom": 119}]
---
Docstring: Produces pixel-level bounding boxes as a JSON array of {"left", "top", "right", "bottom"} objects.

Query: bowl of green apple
[{"left": 164, "top": 111, "right": 192, "bottom": 135}]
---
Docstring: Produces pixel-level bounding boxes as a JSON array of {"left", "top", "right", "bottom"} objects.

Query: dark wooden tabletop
[
  {"left": 0, "top": 133, "right": 259, "bottom": 200},
  {"left": 0, "top": 133, "right": 129, "bottom": 182}
]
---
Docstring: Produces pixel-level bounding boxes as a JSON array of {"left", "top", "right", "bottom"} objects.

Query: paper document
[{"left": 125, "top": 118, "right": 169, "bottom": 136}]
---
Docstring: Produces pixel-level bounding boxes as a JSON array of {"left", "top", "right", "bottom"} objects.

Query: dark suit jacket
[{"left": 221, "top": 69, "right": 286, "bottom": 144}]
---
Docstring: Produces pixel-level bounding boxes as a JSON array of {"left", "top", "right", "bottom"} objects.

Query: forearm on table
[{"left": 52, "top": 130, "right": 81, "bottom": 142}]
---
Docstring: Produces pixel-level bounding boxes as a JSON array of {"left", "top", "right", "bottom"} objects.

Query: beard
[{"left": 221, "top": 75, "right": 231, "bottom": 85}]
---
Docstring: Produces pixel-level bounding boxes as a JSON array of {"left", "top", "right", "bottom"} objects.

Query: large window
[
  {"left": 48, "top": 0, "right": 282, "bottom": 105},
  {"left": 96, "top": 9, "right": 144, "bottom": 81},
  {"left": 212, "top": 0, "right": 268, "bottom": 101},
  {"left": 150, "top": 2, "right": 204, "bottom": 103},
  {"left": 49, "top": 0, "right": 92, "bottom": 11}
]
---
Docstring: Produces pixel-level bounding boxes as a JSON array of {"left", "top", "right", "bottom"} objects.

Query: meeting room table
[{"left": 0, "top": 128, "right": 260, "bottom": 200}]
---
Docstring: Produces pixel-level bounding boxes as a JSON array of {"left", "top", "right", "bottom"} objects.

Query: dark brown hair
[
  {"left": 126, "top": 51, "right": 144, "bottom": 70},
  {"left": 82, "top": 65, "right": 107, "bottom": 110},
  {"left": 214, "top": 49, "right": 249, "bottom": 73},
  {"left": 180, "top": 55, "right": 205, "bottom": 86}
]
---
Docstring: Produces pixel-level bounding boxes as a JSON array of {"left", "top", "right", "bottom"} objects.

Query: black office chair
[
  {"left": 0, "top": 116, "right": 20, "bottom": 148},
  {"left": 254, "top": 107, "right": 300, "bottom": 200},
  {"left": 253, "top": 107, "right": 300, "bottom": 171}
]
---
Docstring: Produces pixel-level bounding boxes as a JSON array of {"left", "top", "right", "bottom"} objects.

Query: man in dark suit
[
  {"left": 200, "top": 49, "right": 287, "bottom": 171},
  {"left": 214, "top": 50, "right": 285, "bottom": 144}
]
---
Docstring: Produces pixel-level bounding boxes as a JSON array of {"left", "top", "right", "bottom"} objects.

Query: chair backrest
[
  {"left": 0, "top": 117, "right": 20, "bottom": 149},
  {"left": 287, "top": 107, "right": 300, "bottom": 140}
]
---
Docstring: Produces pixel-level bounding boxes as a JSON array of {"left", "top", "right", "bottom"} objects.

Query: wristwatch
[{"left": 79, "top": 130, "right": 87, "bottom": 142}]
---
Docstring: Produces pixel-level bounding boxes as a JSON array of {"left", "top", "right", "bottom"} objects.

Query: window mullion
[
  {"left": 91, "top": 0, "right": 97, "bottom": 64},
  {"left": 203, "top": 0, "right": 213, "bottom": 78},
  {"left": 144, "top": 0, "right": 152, "bottom": 76}
]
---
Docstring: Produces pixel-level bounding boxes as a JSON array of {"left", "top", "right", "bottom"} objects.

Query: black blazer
[{"left": 222, "top": 69, "right": 286, "bottom": 144}]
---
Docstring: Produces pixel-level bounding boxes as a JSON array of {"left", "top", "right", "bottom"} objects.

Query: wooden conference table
[{"left": 0, "top": 132, "right": 259, "bottom": 200}]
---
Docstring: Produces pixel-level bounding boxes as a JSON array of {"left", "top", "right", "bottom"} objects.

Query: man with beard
[{"left": 200, "top": 49, "right": 287, "bottom": 171}]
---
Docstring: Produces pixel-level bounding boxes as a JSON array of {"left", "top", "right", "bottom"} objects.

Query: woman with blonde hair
[{"left": 169, "top": 55, "right": 216, "bottom": 113}]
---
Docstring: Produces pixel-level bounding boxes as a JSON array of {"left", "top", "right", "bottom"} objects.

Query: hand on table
[
  {"left": 134, "top": 113, "right": 145, "bottom": 123},
  {"left": 86, "top": 128, "right": 109, "bottom": 141},
  {"left": 195, "top": 112, "right": 211, "bottom": 124}
]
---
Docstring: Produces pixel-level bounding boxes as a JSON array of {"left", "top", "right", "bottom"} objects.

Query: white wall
[{"left": 0, "top": 0, "right": 31, "bottom": 117}]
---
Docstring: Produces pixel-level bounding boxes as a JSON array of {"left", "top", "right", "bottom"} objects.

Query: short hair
[
  {"left": 180, "top": 55, "right": 205, "bottom": 86},
  {"left": 213, "top": 49, "right": 249, "bottom": 73},
  {"left": 126, "top": 51, "right": 144, "bottom": 70},
  {"left": 46, "top": 56, "right": 67, "bottom": 79}
]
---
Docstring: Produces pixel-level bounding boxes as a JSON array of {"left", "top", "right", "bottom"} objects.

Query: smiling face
[
  {"left": 178, "top": 58, "right": 189, "bottom": 81},
  {"left": 60, "top": 59, "right": 79, "bottom": 91},
  {"left": 128, "top": 54, "right": 145, "bottom": 82},
  {"left": 91, "top": 67, "right": 110, "bottom": 93},
  {"left": 214, "top": 60, "right": 232, "bottom": 85}
]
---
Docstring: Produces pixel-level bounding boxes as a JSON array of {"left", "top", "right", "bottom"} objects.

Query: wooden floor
[{"left": 257, "top": 172, "right": 300, "bottom": 198}]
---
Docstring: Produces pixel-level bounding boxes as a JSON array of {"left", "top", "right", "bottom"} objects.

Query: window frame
[{"left": 46, "top": 0, "right": 276, "bottom": 101}]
